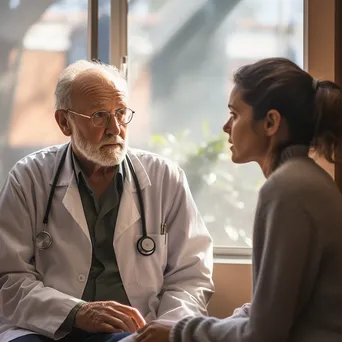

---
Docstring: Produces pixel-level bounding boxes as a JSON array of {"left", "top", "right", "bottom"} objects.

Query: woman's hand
[{"left": 136, "top": 321, "right": 172, "bottom": 342}]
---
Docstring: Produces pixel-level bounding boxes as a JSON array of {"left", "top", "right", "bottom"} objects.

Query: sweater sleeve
[{"left": 170, "top": 186, "right": 321, "bottom": 342}]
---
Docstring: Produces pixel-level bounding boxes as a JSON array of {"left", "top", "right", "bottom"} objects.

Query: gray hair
[{"left": 54, "top": 60, "right": 127, "bottom": 110}]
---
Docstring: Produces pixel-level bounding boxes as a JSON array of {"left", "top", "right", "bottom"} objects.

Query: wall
[
  {"left": 306, "top": 0, "right": 342, "bottom": 188},
  {"left": 208, "top": 263, "right": 252, "bottom": 318}
]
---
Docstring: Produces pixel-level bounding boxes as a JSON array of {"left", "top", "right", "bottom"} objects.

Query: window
[
  {"left": 127, "top": 0, "right": 304, "bottom": 251},
  {"left": 0, "top": 0, "right": 88, "bottom": 184},
  {"left": 0, "top": 0, "right": 305, "bottom": 253}
]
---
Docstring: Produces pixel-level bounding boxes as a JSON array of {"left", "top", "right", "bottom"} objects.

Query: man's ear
[
  {"left": 264, "top": 109, "right": 281, "bottom": 137},
  {"left": 55, "top": 110, "right": 72, "bottom": 137}
]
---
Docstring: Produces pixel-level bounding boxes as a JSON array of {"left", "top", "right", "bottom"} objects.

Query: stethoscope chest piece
[
  {"left": 35, "top": 230, "right": 53, "bottom": 250},
  {"left": 137, "top": 236, "right": 156, "bottom": 256}
]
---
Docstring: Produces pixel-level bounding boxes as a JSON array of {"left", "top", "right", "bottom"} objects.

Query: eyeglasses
[{"left": 66, "top": 108, "right": 135, "bottom": 127}]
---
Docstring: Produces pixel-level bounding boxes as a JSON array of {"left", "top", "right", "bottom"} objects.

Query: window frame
[{"left": 87, "top": 0, "right": 342, "bottom": 258}]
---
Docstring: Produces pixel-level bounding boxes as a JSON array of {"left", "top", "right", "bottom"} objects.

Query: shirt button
[{"left": 78, "top": 274, "right": 86, "bottom": 282}]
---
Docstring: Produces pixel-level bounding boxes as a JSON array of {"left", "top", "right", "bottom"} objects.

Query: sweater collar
[{"left": 277, "top": 144, "right": 309, "bottom": 167}]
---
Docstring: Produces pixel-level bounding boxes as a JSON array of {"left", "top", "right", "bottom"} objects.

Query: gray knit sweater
[{"left": 170, "top": 145, "right": 342, "bottom": 342}]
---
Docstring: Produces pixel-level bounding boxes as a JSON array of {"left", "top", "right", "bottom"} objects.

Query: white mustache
[{"left": 100, "top": 136, "right": 125, "bottom": 146}]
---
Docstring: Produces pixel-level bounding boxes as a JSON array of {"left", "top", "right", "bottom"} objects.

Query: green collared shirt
[
  {"left": 72, "top": 152, "right": 130, "bottom": 304},
  {"left": 60, "top": 152, "right": 130, "bottom": 332}
]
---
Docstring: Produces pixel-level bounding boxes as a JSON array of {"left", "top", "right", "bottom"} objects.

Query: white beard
[{"left": 70, "top": 121, "right": 127, "bottom": 167}]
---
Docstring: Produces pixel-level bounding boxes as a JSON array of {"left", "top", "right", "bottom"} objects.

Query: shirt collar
[{"left": 71, "top": 151, "right": 83, "bottom": 184}]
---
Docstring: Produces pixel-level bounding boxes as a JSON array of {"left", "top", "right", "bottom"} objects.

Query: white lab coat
[{"left": 0, "top": 144, "right": 214, "bottom": 342}]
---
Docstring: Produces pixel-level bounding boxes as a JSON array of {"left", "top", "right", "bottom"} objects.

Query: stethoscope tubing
[{"left": 36, "top": 144, "right": 155, "bottom": 255}]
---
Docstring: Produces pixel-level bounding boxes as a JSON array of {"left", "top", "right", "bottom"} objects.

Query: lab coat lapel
[
  {"left": 62, "top": 174, "right": 90, "bottom": 241},
  {"left": 114, "top": 185, "right": 140, "bottom": 241},
  {"left": 114, "top": 150, "right": 151, "bottom": 241},
  {"left": 51, "top": 143, "right": 90, "bottom": 241}
]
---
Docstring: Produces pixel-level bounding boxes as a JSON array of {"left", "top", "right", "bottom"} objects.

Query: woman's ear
[
  {"left": 55, "top": 110, "right": 72, "bottom": 136},
  {"left": 264, "top": 109, "right": 281, "bottom": 137}
]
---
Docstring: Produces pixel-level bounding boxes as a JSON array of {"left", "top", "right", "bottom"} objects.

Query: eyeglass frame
[{"left": 65, "top": 107, "right": 135, "bottom": 127}]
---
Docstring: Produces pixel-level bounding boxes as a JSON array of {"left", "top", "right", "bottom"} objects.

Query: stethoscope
[{"left": 35, "top": 144, "right": 156, "bottom": 256}]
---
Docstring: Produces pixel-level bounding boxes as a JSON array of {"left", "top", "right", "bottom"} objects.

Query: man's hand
[
  {"left": 136, "top": 321, "right": 172, "bottom": 342},
  {"left": 74, "top": 301, "right": 146, "bottom": 333}
]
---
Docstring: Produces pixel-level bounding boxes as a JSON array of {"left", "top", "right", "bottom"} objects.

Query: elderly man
[{"left": 0, "top": 60, "right": 214, "bottom": 342}]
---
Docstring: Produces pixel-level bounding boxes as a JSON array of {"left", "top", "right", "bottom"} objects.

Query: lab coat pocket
[{"left": 134, "top": 234, "right": 168, "bottom": 287}]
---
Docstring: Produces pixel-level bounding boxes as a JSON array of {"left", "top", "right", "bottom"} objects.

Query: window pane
[
  {"left": 128, "top": 0, "right": 304, "bottom": 248},
  {"left": 98, "top": 0, "right": 110, "bottom": 64},
  {"left": 0, "top": 0, "right": 88, "bottom": 186}
]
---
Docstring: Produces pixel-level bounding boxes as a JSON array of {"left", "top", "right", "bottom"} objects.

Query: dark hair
[{"left": 233, "top": 57, "right": 342, "bottom": 163}]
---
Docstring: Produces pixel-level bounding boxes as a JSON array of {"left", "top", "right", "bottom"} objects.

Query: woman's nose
[{"left": 223, "top": 117, "right": 232, "bottom": 134}]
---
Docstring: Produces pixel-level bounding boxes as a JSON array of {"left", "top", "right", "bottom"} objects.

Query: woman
[{"left": 134, "top": 57, "right": 342, "bottom": 342}]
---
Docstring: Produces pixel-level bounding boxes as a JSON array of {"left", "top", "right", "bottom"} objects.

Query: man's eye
[{"left": 94, "top": 111, "right": 108, "bottom": 118}]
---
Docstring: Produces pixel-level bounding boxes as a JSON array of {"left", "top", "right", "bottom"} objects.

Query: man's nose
[{"left": 105, "top": 114, "right": 121, "bottom": 135}]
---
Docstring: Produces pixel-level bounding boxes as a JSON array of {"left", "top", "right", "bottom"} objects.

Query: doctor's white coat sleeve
[
  {"left": 0, "top": 173, "right": 80, "bottom": 339},
  {"left": 149, "top": 168, "right": 214, "bottom": 322}
]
